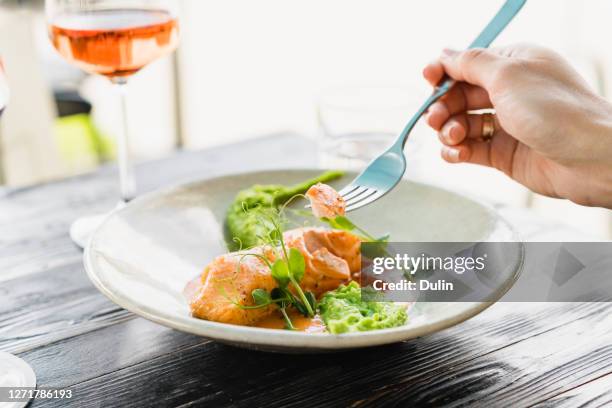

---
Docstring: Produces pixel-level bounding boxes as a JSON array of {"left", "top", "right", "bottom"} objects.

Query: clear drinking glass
[
  {"left": 45, "top": 0, "right": 180, "bottom": 248},
  {"left": 317, "top": 86, "right": 424, "bottom": 170}
]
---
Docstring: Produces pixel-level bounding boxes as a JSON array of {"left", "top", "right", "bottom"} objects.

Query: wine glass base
[
  {"left": 0, "top": 352, "right": 36, "bottom": 408},
  {"left": 70, "top": 214, "right": 109, "bottom": 249},
  {"left": 69, "top": 203, "right": 125, "bottom": 249}
]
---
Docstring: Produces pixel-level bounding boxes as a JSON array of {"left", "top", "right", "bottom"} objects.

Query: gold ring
[{"left": 481, "top": 113, "right": 496, "bottom": 141}]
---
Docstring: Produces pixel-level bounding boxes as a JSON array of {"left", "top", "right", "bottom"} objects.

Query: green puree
[
  {"left": 225, "top": 170, "right": 344, "bottom": 250},
  {"left": 318, "top": 282, "right": 408, "bottom": 334}
]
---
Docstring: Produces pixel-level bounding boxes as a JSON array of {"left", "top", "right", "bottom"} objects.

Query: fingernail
[
  {"left": 445, "top": 126, "right": 454, "bottom": 141},
  {"left": 448, "top": 125, "right": 459, "bottom": 142},
  {"left": 441, "top": 48, "right": 459, "bottom": 59},
  {"left": 443, "top": 146, "right": 460, "bottom": 161},
  {"left": 429, "top": 102, "right": 442, "bottom": 114}
]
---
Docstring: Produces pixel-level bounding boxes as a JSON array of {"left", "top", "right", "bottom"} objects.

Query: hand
[{"left": 423, "top": 44, "right": 612, "bottom": 208}]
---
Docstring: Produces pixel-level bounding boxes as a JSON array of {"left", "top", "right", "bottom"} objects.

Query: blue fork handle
[{"left": 396, "top": 0, "right": 527, "bottom": 149}]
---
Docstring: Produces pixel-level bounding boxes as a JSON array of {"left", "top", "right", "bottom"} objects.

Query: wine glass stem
[{"left": 114, "top": 80, "right": 136, "bottom": 202}]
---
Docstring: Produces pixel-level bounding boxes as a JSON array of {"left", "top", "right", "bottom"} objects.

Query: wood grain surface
[{"left": 1, "top": 134, "right": 611, "bottom": 408}]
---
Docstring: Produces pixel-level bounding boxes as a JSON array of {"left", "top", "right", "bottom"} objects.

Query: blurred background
[{"left": 0, "top": 0, "right": 611, "bottom": 238}]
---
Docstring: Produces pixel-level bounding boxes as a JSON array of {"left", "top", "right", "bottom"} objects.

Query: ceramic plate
[{"left": 84, "top": 169, "right": 522, "bottom": 352}]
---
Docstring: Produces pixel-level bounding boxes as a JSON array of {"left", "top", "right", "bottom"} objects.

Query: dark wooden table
[{"left": 1, "top": 134, "right": 611, "bottom": 408}]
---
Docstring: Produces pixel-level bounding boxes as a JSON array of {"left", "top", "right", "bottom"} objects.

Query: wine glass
[{"left": 45, "top": 0, "right": 180, "bottom": 248}]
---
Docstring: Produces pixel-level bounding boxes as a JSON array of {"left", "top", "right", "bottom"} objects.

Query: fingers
[
  {"left": 422, "top": 48, "right": 502, "bottom": 131},
  {"left": 438, "top": 113, "right": 498, "bottom": 145},
  {"left": 439, "top": 48, "right": 502, "bottom": 89},
  {"left": 424, "top": 47, "right": 517, "bottom": 171},
  {"left": 423, "top": 60, "right": 445, "bottom": 86},
  {"left": 423, "top": 48, "right": 503, "bottom": 89},
  {"left": 425, "top": 85, "right": 492, "bottom": 130},
  {"left": 440, "top": 131, "right": 519, "bottom": 177},
  {"left": 441, "top": 140, "right": 491, "bottom": 166}
]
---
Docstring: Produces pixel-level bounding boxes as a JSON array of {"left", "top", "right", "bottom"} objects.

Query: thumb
[{"left": 440, "top": 48, "right": 502, "bottom": 90}]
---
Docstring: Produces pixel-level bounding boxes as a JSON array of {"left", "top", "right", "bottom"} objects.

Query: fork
[{"left": 340, "top": 0, "right": 527, "bottom": 213}]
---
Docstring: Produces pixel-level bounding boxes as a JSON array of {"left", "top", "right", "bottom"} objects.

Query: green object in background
[
  {"left": 225, "top": 170, "right": 344, "bottom": 250},
  {"left": 318, "top": 281, "right": 408, "bottom": 334},
  {"left": 54, "top": 114, "right": 115, "bottom": 167}
]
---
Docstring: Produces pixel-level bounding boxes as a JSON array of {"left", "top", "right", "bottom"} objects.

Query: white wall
[{"left": 178, "top": 0, "right": 574, "bottom": 147}]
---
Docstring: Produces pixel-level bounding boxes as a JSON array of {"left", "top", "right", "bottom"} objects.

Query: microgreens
[
  {"left": 222, "top": 206, "right": 317, "bottom": 330},
  {"left": 224, "top": 192, "right": 386, "bottom": 331}
]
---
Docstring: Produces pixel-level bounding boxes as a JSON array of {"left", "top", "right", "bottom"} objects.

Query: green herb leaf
[
  {"left": 271, "top": 259, "right": 290, "bottom": 287},
  {"left": 376, "top": 234, "right": 390, "bottom": 243},
  {"left": 251, "top": 289, "right": 271, "bottom": 306},
  {"left": 305, "top": 291, "right": 317, "bottom": 311},
  {"left": 293, "top": 300, "right": 308, "bottom": 316},
  {"left": 322, "top": 215, "right": 382, "bottom": 243},
  {"left": 288, "top": 248, "right": 306, "bottom": 283},
  {"left": 280, "top": 306, "right": 295, "bottom": 330},
  {"left": 332, "top": 216, "right": 357, "bottom": 231},
  {"left": 271, "top": 287, "right": 285, "bottom": 302},
  {"left": 322, "top": 216, "right": 356, "bottom": 232}
]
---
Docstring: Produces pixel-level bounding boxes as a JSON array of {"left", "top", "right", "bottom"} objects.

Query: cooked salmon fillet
[
  {"left": 189, "top": 227, "right": 361, "bottom": 325},
  {"left": 189, "top": 247, "right": 277, "bottom": 325},
  {"left": 306, "top": 183, "right": 346, "bottom": 219},
  {"left": 284, "top": 228, "right": 361, "bottom": 295}
]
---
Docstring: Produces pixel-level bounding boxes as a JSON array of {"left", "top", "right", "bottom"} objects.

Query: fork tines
[{"left": 340, "top": 185, "right": 381, "bottom": 212}]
